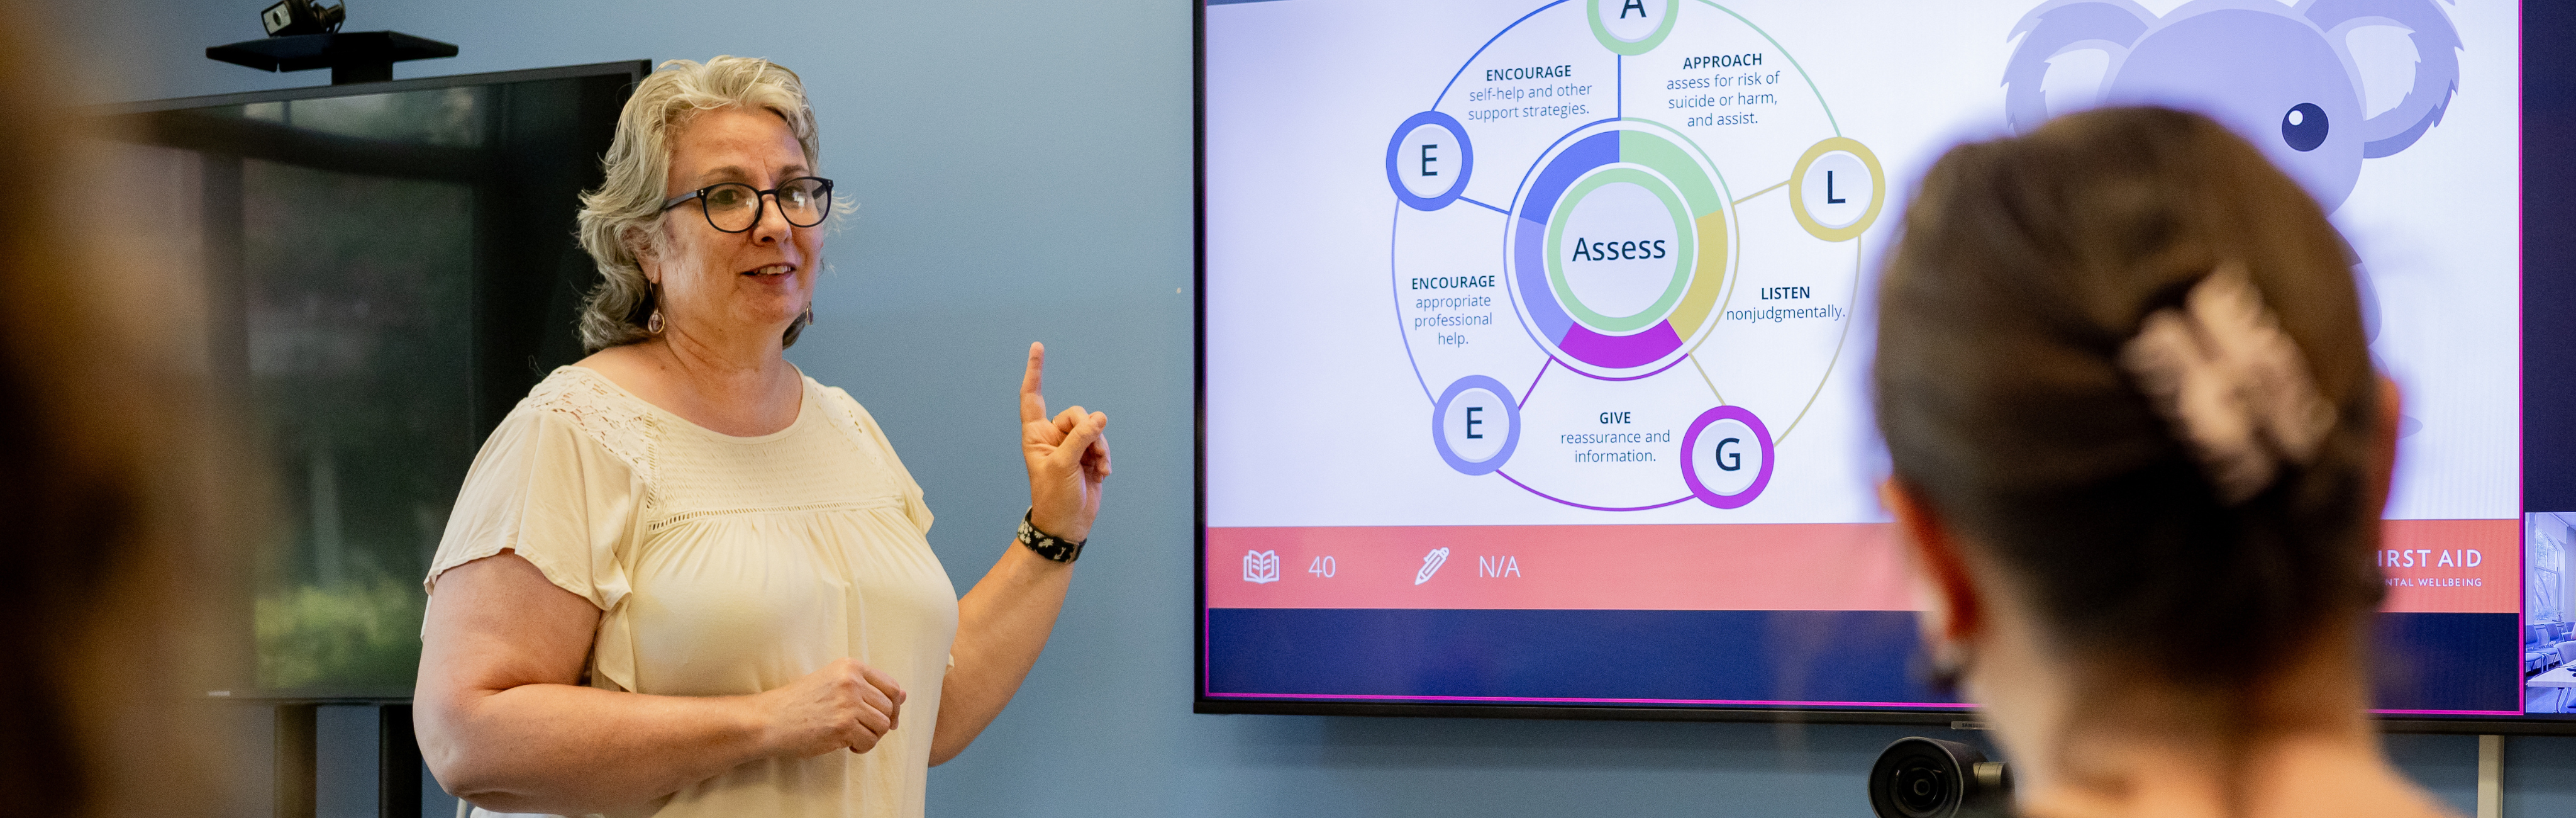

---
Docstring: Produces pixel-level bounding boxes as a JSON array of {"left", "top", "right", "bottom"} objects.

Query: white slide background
[{"left": 1205, "top": 0, "right": 2520, "bottom": 529}]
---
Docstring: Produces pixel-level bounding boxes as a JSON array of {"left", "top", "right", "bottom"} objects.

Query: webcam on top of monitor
[
  {"left": 258, "top": 0, "right": 343, "bottom": 37},
  {"left": 1870, "top": 737, "right": 2012, "bottom": 818}
]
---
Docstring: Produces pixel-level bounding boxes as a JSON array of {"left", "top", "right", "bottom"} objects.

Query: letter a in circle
[{"left": 1621, "top": 0, "right": 1646, "bottom": 18}]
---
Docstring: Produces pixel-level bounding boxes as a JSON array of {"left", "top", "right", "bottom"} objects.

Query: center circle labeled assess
[{"left": 1545, "top": 165, "right": 1693, "bottom": 335}]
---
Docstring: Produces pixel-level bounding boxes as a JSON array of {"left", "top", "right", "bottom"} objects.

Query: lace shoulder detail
[
  {"left": 810, "top": 378, "right": 931, "bottom": 532},
  {"left": 525, "top": 367, "right": 660, "bottom": 485},
  {"left": 811, "top": 379, "right": 889, "bottom": 465}
]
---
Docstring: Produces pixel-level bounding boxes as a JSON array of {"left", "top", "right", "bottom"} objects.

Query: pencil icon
[{"left": 1415, "top": 547, "right": 1450, "bottom": 585}]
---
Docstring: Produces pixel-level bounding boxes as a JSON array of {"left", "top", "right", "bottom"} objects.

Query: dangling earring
[
  {"left": 799, "top": 306, "right": 815, "bottom": 328},
  {"left": 645, "top": 280, "right": 665, "bottom": 334}
]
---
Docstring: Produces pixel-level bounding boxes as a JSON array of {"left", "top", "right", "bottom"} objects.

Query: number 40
[{"left": 1308, "top": 556, "right": 1336, "bottom": 578}]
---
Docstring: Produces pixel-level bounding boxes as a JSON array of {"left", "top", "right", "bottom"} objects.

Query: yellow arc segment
[{"left": 1666, "top": 209, "right": 1730, "bottom": 337}]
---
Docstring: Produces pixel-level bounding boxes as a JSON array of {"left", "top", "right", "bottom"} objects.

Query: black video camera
[
  {"left": 259, "top": 0, "right": 345, "bottom": 36},
  {"left": 1868, "top": 737, "right": 2011, "bottom": 818}
]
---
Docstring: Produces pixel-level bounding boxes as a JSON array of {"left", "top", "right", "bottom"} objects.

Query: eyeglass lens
[{"left": 699, "top": 177, "right": 830, "bottom": 232}]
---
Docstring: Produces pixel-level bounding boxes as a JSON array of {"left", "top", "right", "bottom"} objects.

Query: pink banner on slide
[
  {"left": 2377, "top": 519, "right": 2520, "bottom": 614},
  {"left": 1208, "top": 519, "right": 2518, "bottom": 614},
  {"left": 1209, "top": 523, "right": 1916, "bottom": 611}
]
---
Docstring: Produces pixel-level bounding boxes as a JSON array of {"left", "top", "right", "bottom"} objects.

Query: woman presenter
[
  {"left": 1874, "top": 106, "right": 2451, "bottom": 818},
  {"left": 413, "top": 57, "right": 1111, "bottom": 818}
]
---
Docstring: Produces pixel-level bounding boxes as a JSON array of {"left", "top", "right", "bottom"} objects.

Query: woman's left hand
[{"left": 1020, "top": 342, "right": 1110, "bottom": 544}]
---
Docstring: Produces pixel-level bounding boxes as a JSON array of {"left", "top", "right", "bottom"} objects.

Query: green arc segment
[{"left": 1620, "top": 130, "right": 1726, "bottom": 216}]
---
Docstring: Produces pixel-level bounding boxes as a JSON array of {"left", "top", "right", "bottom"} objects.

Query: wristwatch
[{"left": 1017, "top": 508, "right": 1085, "bottom": 563}]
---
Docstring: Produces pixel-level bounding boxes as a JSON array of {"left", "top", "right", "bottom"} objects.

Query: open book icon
[
  {"left": 1416, "top": 547, "right": 1450, "bottom": 585},
  {"left": 1243, "top": 549, "right": 1281, "bottom": 584}
]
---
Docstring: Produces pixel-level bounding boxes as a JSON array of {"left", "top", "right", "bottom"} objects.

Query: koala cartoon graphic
[
  {"left": 2002, "top": 0, "right": 2460, "bottom": 345},
  {"left": 2004, "top": 0, "right": 2460, "bottom": 214}
]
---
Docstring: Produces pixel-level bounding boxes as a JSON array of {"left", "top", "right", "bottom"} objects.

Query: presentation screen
[{"left": 1197, "top": 0, "right": 2558, "bottom": 724}]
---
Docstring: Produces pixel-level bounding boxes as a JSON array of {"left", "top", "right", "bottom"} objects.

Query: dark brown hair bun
[{"left": 1873, "top": 106, "right": 2385, "bottom": 689}]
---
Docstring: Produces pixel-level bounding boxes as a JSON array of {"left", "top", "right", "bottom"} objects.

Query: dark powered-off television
[{"left": 92, "top": 60, "right": 645, "bottom": 698}]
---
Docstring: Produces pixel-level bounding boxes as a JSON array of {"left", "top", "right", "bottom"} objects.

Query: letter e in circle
[{"left": 1434, "top": 379, "right": 1516, "bottom": 474}]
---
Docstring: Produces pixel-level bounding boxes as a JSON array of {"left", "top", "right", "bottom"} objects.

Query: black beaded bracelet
[{"left": 1016, "top": 508, "right": 1084, "bottom": 563}]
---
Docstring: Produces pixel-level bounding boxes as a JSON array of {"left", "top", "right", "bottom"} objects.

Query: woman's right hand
[
  {"left": 752, "top": 658, "right": 908, "bottom": 758},
  {"left": 1020, "top": 342, "right": 1111, "bottom": 544}
]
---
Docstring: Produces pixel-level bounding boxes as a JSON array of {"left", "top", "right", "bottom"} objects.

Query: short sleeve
[
  {"left": 423, "top": 402, "right": 641, "bottom": 612},
  {"left": 823, "top": 386, "right": 933, "bottom": 535}
]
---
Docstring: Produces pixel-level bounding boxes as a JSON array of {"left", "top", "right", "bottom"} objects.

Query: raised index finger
[{"left": 1019, "top": 342, "right": 1047, "bottom": 425}]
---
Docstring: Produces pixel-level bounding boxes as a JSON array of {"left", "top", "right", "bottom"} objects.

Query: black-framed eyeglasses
[{"left": 658, "top": 176, "right": 834, "bottom": 233}]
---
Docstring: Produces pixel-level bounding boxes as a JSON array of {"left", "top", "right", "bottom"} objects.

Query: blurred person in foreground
[
  {"left": 1875, "top": 106, "right": 2451, "bottom": 818},
  {"left": 0, "top": 19, "right": 252, "bottom": 818},
  {"left": 413, "top": 56, "right": 1111, "bottom": 818}
]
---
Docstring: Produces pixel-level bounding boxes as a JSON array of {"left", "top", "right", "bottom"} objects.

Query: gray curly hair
[{"left": 575, "top": 56, "right": 824, "bottom": 353}]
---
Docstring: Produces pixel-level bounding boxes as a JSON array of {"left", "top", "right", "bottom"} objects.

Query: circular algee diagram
[{"left": 1389, "top": 0, "right": 1882, "bottom": 512}]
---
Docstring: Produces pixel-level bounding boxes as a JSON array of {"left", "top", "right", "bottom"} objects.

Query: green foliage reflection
[{"left": 255, "top": 576, "right": 426, "bottom": 690}]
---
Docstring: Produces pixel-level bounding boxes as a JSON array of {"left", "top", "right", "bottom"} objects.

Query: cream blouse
[{"left": 425, "top": 366, "right": 958, "bottom": 818}]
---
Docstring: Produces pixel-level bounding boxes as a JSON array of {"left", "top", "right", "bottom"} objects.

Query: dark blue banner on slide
[{"left": 1206, "top": 609, "right": 2519, "bottom": 713}]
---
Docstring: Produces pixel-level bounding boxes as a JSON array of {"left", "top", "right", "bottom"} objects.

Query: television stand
[{"left": 206, "top": 31, "right": 458, "bottom": 85}]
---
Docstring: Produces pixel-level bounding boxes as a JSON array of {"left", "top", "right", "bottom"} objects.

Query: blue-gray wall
[{"left": 65, "top": 1, "right": 2576, "bottom": 815}]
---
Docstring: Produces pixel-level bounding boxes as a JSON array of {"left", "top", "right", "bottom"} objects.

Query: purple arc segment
[
  {"left": 1514, "top": 216, "right": 1574, "bottom": 343},
  {"left": 1559, "top": 322, "right": 1684, "bottom": 369}
]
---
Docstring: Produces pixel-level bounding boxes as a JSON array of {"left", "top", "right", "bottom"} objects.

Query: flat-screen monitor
[
  {"left": 94, "top": 61, "right": 645, "bottom": 697},
  {"left": 1197, "top": 0, "right": 2568, "bottom": 729}
]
